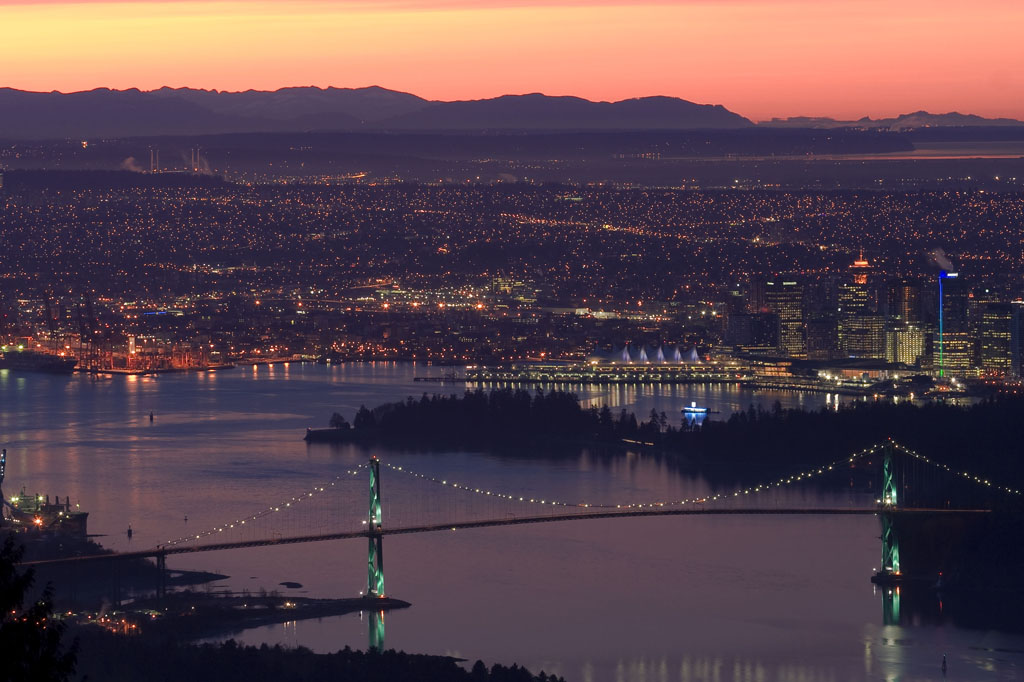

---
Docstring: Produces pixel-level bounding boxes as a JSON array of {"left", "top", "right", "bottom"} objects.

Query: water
[{"left": 2, "top": 362, "right": 1022, "bottom": 681}]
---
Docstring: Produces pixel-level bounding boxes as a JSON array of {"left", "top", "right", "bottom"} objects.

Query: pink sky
[{"left": 2, "top": 0, "right": 1023, "bottom": 121}]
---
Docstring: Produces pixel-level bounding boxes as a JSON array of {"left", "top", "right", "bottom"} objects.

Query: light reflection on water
[{"left": 2, "top": 363, "right": 1023, "bottom": 681}]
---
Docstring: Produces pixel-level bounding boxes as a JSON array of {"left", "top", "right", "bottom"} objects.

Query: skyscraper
[
  {"left": 979, "top": 303, "right": 1021, "bottom": 377},
  {"left": 886, "top": 279, "right": 923, "bottom": 325},
  {"left": 764, "top": 278, "right": 805, "bottom": 358},
  {"left": 840, "top": 314, "right": 886, "bottom": 359},
  {"left": 805, "top": 316, "right": 838, "bottom": 361},
  {"left": 885, "top": 324, "right": 927, "bottom": 367},
  {"left": 725, "top": 312, "right": 779, "bottom": 355}
]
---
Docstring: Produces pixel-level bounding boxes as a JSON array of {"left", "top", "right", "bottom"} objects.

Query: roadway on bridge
[{"left": 20, "top": 506, "right": 988, "bottom": 567}]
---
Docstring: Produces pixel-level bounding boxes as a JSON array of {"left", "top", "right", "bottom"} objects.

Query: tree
[
  {"left": 0, "top": 536, "right": 77, "bottom": 682},
  {"left": 471, "top": 660, "right": 489, "bottom": 681},
  {"left": 648, "top": 408, "right": 661, "bottom": 432},
  {"left": 354, "top": 405, "right": 377, "bottom": 430},
  {"left": 328, "top": 412, "right": 350, "bottom": 430}
]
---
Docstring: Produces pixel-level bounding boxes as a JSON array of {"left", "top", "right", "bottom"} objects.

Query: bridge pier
[
  {"left": 113, "top": 559, "right": 122, "bottom": 607},
  {"left": 155, "top": 552, "right": 167, "bottom": 604}
]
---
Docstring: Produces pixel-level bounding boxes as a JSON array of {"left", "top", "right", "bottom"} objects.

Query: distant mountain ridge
[
  {"left": 0, "top": 86, "right": 751, "bottom": 139},
  {"left": 382, "top": 93, "right": 751, "bottom": 130},
  {"left": 1, "top": 86, "right": 1019, "bottom": 140},
  {"left": 762, "top": 111, "right": 1024, "bottom": 130},
  {"left": 150, "top": 85, "right": 430, "bottom": 124}
]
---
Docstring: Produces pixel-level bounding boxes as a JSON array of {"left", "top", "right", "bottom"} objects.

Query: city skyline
[{"left": 3, "top": 0, "right": 1024, "bottom": 121}]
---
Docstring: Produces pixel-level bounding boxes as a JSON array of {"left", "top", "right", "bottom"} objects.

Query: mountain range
[
  {"left": 0, "top": 86, "right": 1020, "bottom": 139},
  {"left": 0, "top": 86, "right": 751, "bottom": 139},
  {"left": 763, "top": 111, "right": 1024, "bottom": 130}
]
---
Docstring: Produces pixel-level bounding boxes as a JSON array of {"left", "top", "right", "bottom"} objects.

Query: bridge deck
[{"left": 19, "top": 507, "right": 989, "bottom": 567}]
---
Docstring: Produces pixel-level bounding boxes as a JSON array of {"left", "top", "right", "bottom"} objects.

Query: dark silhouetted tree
[{"left": 0, "top": 536, "right": 77, "bottom": 682}]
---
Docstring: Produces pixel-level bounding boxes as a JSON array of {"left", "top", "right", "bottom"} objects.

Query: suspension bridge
[{"left": 19, "top": 440, "right": 1015, "bottom": 595}]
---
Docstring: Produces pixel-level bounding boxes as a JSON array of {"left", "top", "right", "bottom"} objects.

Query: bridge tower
[
  {"left": 882, "top": 441, "right": 898, "bottom": 507},
  {"left": 875, "top": 442, "right": 901, "bottom": 583},
  {"left": 366, "top": 456, "right": 385, "bottom": 598}
]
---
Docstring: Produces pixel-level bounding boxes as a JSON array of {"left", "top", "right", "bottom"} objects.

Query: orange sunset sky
[{"left": 2, "top": 0, "right": 1023, "bottom": 121}]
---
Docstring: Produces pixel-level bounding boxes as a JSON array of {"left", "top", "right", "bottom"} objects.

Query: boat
[
  {"left": 0, "top": 449, "right": 88, "bottom": 536},
  {"left": 3, "top": 487, "right": 89, "bottom": 536},
  {"left": 681, "top": 401, "right": 709, "bottom": 414},
  {"left": 0, "top": 347, "right": 78, "bottom": 374}
]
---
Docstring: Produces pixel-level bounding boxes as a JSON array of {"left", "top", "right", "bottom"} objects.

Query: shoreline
[{"left": 135, "top": 593, "right": 412, "bottom": 640}]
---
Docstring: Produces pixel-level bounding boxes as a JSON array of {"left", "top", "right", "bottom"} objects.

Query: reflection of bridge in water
[{"left": 20, "top": 440, "right": 1018, "bottom": 649}]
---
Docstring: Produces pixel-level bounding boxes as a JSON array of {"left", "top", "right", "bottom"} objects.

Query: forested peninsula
[{"left": 308, "top": 389, "right": 1024, "bottom": 489}]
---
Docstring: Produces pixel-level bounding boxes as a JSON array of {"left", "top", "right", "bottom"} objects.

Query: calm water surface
[{"left": 2, "top": 362, "right": 1022, "bottom": 681}]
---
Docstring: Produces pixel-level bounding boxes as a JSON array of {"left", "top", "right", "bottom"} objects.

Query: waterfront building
[
  {"left": 467, "top": 359, "right": 732, "bottom": 385},
  {"left": 587, "top": 344, "right": 701, "bottom": 365}
]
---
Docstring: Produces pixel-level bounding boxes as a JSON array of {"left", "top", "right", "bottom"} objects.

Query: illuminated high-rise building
[
  {"left": 979, "top": 302, "right": 1020, "bottom": 377},
  {"left": 941, "top": 331, "right": 975, "bottom": 378},
  {"left": 839, "top": 252, "right": 873, "bottom": 313},
  {"left": 837, "top": 283, "right": 869, "bottom": 316},
  {"left": 885, "top": 324, "right": 927, "bottom": 366},
  {"left": 805, "top": 316, "right": 838, "bottom": 361},
  {"left": 764, "top": 278, "right": 805, "bottom": 358},
  {"left": 937, "top": 270, "right": 967, "bottom": 377},
  {"left": 746, "top": 278, "right": 767, "bottom": 313},
  {"left": 851, "top": 251, "right": 871, "bottom": 285},
  {"left": 940, "top": 273, "right": 969, "bottom": 333},
  {"left": 840, "top": 314, "right": 886, "bottom": 359},
  {"left": 886, "top": 279, "right": 923, "bottom": 325},
  {"left": 725, "top": 312, "right": 778, "bottom": 355}
]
